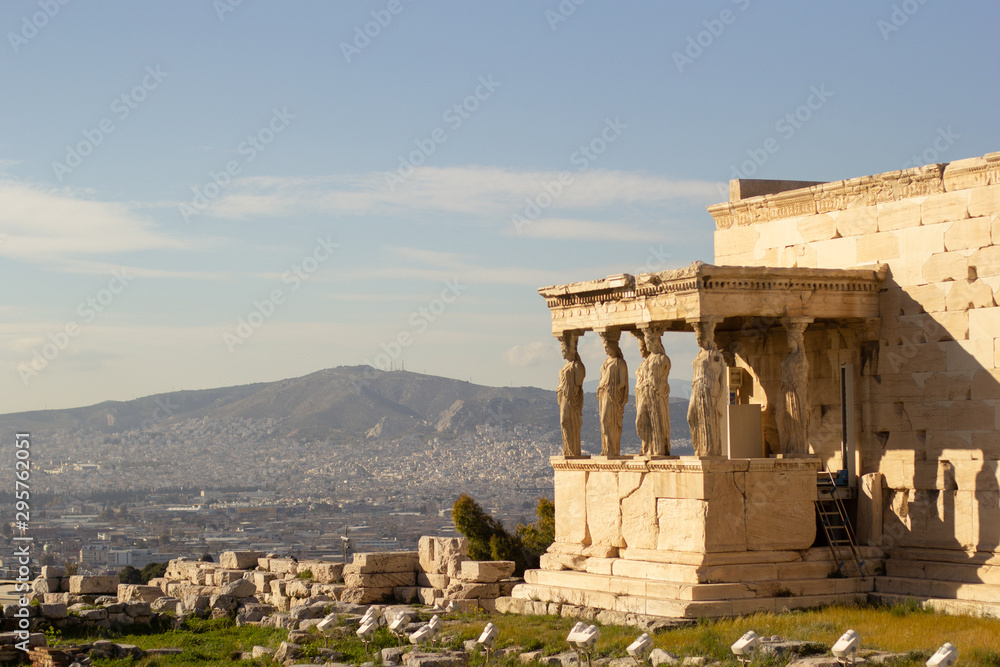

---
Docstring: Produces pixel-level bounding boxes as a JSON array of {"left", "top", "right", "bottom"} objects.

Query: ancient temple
[{"left": 501, "top": 151, "right": 1000, "bottom": 620}]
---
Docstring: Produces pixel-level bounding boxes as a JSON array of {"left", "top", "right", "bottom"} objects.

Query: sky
[{"left": 2, "top": 0, "right": 999, "bottom": 413}]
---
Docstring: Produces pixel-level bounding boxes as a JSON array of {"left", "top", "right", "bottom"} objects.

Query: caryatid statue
[
  {"left": 597, "top": 329, "right": 628, "bottom": 456},
  {"left": 634, "top": 327, "right": 671, "bottom": 456},
  {"left": 687, "top": 319, "right": 726, "bottom": 457},
  {"left": 778, "top": 318, "right": 812, "bottom": 456},
  {"left": 556, "top": 332, "right": 586, "bottom": 456}
]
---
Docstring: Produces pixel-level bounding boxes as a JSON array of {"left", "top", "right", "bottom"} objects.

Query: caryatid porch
[
  {"left": 540, "top": 261, "right": 884, "bottom": 461},
  {"left": 507, "top": 262, "right": 886, "bottom": 619}
]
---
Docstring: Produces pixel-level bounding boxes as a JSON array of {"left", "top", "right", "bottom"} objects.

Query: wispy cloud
[
  {"left": 507, "top": 217, "right": 653, "bottom": 241},
  {"left": 202, "top": 167, "right": 722, "bottom": 222},
  {"left": 0, "top": 179, "right": 187, "bottom": 260}
]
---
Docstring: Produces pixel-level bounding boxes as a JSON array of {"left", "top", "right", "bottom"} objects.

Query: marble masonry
[{"left": 501, "top": 150, "right": 1000, "bottom": 620}]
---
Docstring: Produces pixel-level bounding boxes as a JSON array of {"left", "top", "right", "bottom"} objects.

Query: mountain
[{"left": 0, "top": 365, "right": 692, "bottom": 450}]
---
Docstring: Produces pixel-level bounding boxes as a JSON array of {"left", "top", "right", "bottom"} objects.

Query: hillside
[{"left": 0, "top": 365, "right": 692, "bottom": 449}]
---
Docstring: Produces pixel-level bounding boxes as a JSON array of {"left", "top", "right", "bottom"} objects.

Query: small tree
[
  {"left": 119, "top": 565, "right": 143, "bottom": 584},
  {"left": 139, "top": 562, "right": 167, "bottom": 584},
  {"left": 517, "top": 497, "right": 555, "bottom": 558},
  {"left": 452, "top": 494, "right": 532, "bottom": 574}
]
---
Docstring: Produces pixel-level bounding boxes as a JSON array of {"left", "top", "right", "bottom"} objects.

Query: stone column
[
  {"left": 687, "top": 318, "right": 725, "bottom": 457},
  {"left": 778, "top": 317, "right": 813, "bottom": 456},
  {"left": 597, "top": 329, "right": 628, "bottom": 456},
  {"left": 634, "top": 326, "right": 671, "bottom": 456},
  {"left": 556, "top": 331, "right": 586, "bottom": 456}
]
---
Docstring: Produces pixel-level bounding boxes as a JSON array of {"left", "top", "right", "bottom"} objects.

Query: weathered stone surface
[
  {"left": 311, "top": 562, "right": 345, "bottom": 583},
  {"left": 221, "top": 578, "right": 256, "bottom": 599},
  {"left": 586, "top": 470, "right": 624, "bottom": 547},
  {"left": 68, "top": 575, "right": 119, "bottom": 595},
  {"left": 416, "top": 572, "right": 450, "bottom": 588},
  {"left": 418, "top": 536, "right": 468, "bottom": 575},
  {"left": 40, "top": 566, "right": 65, "bottom": 579},
  {"left": 339, "top": 586, "right": 395, "bottom": 604},
  {"left": 555, "top": 469, "right": 589, "bottom": 544},
  {"left": 220, "top": 551, "right": 262, "bottom": 570},
  {"left": 39, "top": 603, "right": 67, "bottom": 619},
  {"left": 345, "top": 551, "right": 419, "bottom": 574},
  {"left": 458, "top": 560, "right": 515, "bottom": 583},
  {"left": 343, "top": 571, "right": 416, "bottom": 589},
  {"left": 150, "top": 597, "right": 182, "bottom": 613},
  {"left": 118, "top": 584, "right": 164, "bottom": 603}
]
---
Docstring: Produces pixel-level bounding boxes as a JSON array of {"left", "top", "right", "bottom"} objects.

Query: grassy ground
[{"left": 44, "top": 601, "right": 1000, "bottom": 667}]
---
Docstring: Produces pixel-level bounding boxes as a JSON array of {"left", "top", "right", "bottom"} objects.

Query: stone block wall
[{"left": 708, "top": 151, "right": 1000, "bottom": 553}]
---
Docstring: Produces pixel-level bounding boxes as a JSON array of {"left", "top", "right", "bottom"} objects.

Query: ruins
[{"left": 500, "top": 150, "right": 1000, "bottom": 620}]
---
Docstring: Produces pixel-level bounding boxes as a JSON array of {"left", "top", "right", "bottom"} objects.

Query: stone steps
[
  {"left": 524, "top": 567, "right": 871, "bottom": 602},
  {"left": 885, "top": 557, "right": 1000, "bottom": 585},
  {"left": 511, "top": 581, "right": 868, "bottom": 619},
  {"left": 875, "top": 576, "right": 1000, "bottom": 603},
  {"left": 869, "top": 592, "right": 1000, "bottom": 620}
]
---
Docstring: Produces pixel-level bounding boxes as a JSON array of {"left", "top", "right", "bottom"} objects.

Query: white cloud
[
  {"left": 504, "top": 340, "right": 560, "bottom": 367},
  {"left": 203, "top": 166, "right": 722, "bottom": 222},
  {"left": 508, "top": 217, "right": 652, "bottom": 241},
  {"left": 0, "top": 179, "right": 187, "bottom": 260}
]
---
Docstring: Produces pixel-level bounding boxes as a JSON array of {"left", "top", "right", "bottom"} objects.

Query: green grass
[
  {"left": 55, "top": 616, "right": 286, "bottom": 666},
  {"left": 43, "top": 601, "right": 1000, "bottom": 667}
]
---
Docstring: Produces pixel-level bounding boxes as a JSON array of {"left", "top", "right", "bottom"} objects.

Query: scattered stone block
[
  {"left": 221, "top": 578, "right": 256, "bottom": 598},
  {"left": 346, "top": 551, "right": 419, "bottom": 574},
  {"left": 118, "top": 584, "right": 163, "bottom": 603},
  {"left": 418, "top": 537, "right": 468, "bottom": 574},
  {"left": 458, "top": 560, "right": 516, "bottom": 583},
  {"left": 344, "top": 571, "right": 417, "bottom": 589},
  {"left": 220, "top": 551, "right": 262, "bottom": 570},
  {"left": 68, "top": 575, "right": 120, "bottom": 595}
]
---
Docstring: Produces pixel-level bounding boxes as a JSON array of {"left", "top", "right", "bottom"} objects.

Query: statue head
[
  {"left": 632, "top": 330, "right": 648, "bottom": 358},
  {"left": 559, "top": 333, "right": 579, "bottom": 362},
  {"left": 644, "top": 328, "right": 666, "bottom": 356},
  {"left": 692, "top": 320, "right": 717, "bottom": 351},
  {"left": 600, "top": 330, "right": 623, "bottom": 358}
]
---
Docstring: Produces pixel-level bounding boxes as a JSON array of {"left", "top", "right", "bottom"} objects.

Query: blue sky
[{"left": 2, "top": 0, "right": 998, "bottom": 412}]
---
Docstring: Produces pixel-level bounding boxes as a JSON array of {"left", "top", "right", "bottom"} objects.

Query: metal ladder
[{"left": 816, "top": 470, "right": 868, "bottom": 578}]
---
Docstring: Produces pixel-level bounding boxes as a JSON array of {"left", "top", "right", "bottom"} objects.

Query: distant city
[{"left": 0, "top": 366, "right": 692, "bottom": 579}]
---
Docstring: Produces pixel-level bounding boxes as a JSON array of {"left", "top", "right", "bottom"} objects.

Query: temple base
[{"left": 507, "top": 456, "right": 883, "bottom": 619}]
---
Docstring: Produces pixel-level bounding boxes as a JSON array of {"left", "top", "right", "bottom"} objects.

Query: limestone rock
[
  {"left": 68, "top": 575, "right": 120, "bottom": 595},
  {"left": 221, "top": 578, "right": 256, "bottom": 599},
  {"left": 419, "top": 537, "right": 469, "bottom": 575},
  {"left": 457, "top": 560, "right": 515, "bottom": 583},
  {"left": 219, "top": 551, "right": 262, "bottom": 570},
  {"left": 118, "top": 584, "right": 163, "bottom": 603}
]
